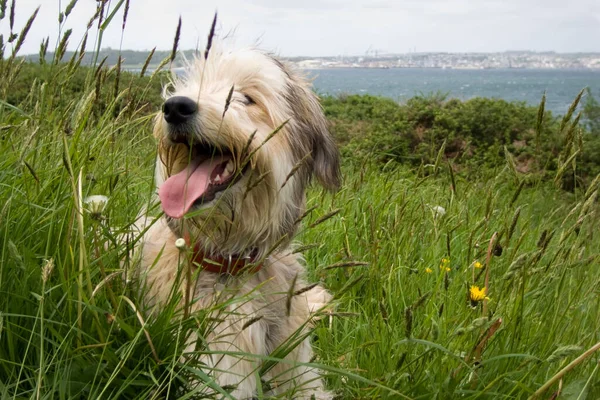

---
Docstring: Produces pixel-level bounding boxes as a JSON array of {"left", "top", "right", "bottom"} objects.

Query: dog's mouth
[{"left": 158, "top": 143, "right": 244, "bottom": 219}]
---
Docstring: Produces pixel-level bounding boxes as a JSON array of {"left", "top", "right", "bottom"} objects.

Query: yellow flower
[
  {"left": 469, "top": 285, "right": 488, "bottom": 303},
  {"left": 425, "top": 267, "right": 433, "bottom": 274},
  {"left": 473, "top": 261, "right": 483, "bottom": 269},
  {"left": 439, "top": 258, "right": 451, "bottom": 272}
]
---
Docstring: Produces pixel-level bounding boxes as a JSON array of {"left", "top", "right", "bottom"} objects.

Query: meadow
[{"left": 1, "top": 2, "right": 600, "bottom": 399}]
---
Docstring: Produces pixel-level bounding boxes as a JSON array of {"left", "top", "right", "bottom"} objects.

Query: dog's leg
[
  {"left": 263, "top": 285, "right": 333, "bottom": 400},
  {"left": 186, "top": 288, "right": 269, "bottom": 399}
]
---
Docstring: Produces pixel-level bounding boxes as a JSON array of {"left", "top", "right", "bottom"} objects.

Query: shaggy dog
[{"left": 138, "top": 48, "right": 340, "bottom": 399}]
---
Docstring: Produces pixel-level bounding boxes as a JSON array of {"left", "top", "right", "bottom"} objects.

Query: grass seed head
[
  {"left": 10, "top": 6, "right": 39, "bottom": 58},
  {"left": 404, "top": 307, "right": 413, "bottom": 338},
  {"left": 87, "top": 4, "right": 101, "bottom": 29},
  {"left": 113, "top": 55, "right": 122, "bottom": 99},
  {"left": 170, "top": 17, "right": 181, "bottom": 63},
  {"left": 222, "top": 84, "right": 234, "bottom": 117},
  {"left": 54, "top": 28, "right": 72, "bottom": 64},
  {"left": 9, "top": 0, "right": 14, "bottom": 31},
  {"left": 97, "top": 0, "right": 106, "bottom": 28},
  {"left": 204, "top": 12, "right": 217, "bottom": 60},
  {"left": 78, "top": 32, "right": 88, "bottom": 61},
  {"left": 122, "top": 0, "right": 130, "bottom": 30},
  {"left": 546, "top": 345, "right": 583, "bottom": 363},
  {"left": 41, "top": 258, "right": 54, "bottom": 283},
  {"left": 65, "top": 0, "right": 78, "bottom": 17},
  {"left": 140, "top": 47, "right": 156, "bottom": 78}
]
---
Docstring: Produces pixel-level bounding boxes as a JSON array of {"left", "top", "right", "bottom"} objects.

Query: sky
[{"left": 2, "top": 0, "right": 600, "bottom": 57}]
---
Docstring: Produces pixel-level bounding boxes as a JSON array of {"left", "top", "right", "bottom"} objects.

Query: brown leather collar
[{"left": 189, "top": 242, "right": 262, "bottom": 275}]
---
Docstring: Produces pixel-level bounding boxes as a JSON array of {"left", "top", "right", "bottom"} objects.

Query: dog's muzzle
[
  {"left": 162, "top": 96, "right": 198, "bottom": 144},
  {"left": 163, "top": 96, "right": 197, "bottom": 125}
]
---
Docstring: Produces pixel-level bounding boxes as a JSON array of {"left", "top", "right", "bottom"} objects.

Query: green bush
[{"left": 322, "top": 91, "right": 599, "bottom": 188}]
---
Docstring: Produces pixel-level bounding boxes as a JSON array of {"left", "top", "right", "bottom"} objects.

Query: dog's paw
[{"left": 306, "top": 284, "right": 333, "bottom": 315}]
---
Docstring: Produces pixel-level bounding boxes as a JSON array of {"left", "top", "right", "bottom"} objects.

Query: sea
[{"left": 306, "top": 68, "right": 600, "bottom": 116}]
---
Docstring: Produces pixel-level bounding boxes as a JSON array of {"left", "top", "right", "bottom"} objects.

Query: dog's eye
[{"left": 243, "top": 94, "right": 255, "bottom": 105}]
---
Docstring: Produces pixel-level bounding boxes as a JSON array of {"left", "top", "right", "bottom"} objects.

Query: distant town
[
  {"left": 287, "top": 52, "right": 600, "bottom": 70},
  {"left": 28, "top": 50, "right": 600, "bottom": 70}
]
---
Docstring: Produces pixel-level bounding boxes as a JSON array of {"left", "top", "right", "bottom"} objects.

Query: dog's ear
[
  {"left": 284, "top": 77, "right": 341, "bottom": 191},
  {"left": 305, "top": 97, "right": 341, "bottom": 191}
]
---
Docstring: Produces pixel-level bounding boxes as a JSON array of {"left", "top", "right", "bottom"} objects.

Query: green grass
[
  {"left": 1, "top": 2, "right": 600, "bottom": 399},
  {"left": 302, "top": 165, "right": 600, "bottom": 398}
]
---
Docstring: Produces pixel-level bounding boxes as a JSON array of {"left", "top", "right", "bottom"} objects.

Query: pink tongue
[{"left": 159, "top": 156, "right": 229, "bottom": 218}]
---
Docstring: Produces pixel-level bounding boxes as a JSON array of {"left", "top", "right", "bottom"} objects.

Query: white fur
[{"left": 137, "top": 48, "right": 338, "bottom": 399}]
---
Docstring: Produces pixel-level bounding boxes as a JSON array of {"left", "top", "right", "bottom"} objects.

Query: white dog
[{"left": 137, "top": 47, "right": 340, "bottom": 399}]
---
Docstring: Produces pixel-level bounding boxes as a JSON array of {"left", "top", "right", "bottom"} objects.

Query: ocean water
[{"left": 308, "top": 68, "right": 600, "bottom": 116}]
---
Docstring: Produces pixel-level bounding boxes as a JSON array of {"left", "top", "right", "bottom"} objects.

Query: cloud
[{"left": 1, "top": 0, "right": 599, "bottom": 56}]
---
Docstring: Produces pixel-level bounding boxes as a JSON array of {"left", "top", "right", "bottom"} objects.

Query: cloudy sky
[{"left": 2, "top": 0, "right": 600, "bottom": 56}]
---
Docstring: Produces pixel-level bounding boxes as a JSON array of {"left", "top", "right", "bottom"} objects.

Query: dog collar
[
  {"left": 181, "top": 232, "right": 262, "bottom": 275},
  {"left": 191, "top": 245, "right": 262, "bottom": 275}
]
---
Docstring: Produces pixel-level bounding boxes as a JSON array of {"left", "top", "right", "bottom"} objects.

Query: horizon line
[{"left": 26, "top": 48, "right": 600, "bottom": 58}]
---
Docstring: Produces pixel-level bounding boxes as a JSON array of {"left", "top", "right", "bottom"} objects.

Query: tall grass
[
  {"left": 1, "top": 1, "right": 600, "bottom": 399},
  {"left": 302, "top": 163, "right": 600, "bottom": 398}
]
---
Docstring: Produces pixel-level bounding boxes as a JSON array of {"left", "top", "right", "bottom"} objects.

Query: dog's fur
[{"left": 138, "top": 48, "right": 340, "bottom": 399}]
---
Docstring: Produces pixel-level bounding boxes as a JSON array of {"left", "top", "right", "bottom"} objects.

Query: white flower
[
  {"left": 175, "top": 238, "right": 187, "bottom": 250},
  {"left": 83, "top": 195, "right": 109, "bottom": 219},
  {"left": 431, "top": 205, "right": 446, "bottom": 218}
]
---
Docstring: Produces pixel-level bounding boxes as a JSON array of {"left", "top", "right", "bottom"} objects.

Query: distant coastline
[
  {"left": 296, "top": 65, "right": 600, "bottom": 71},
  {"left": 289, "top": 52, "right": 600, "bottom": 70},
  {"left": 25, "top": 49, "right": 600, "bottom": 70}
]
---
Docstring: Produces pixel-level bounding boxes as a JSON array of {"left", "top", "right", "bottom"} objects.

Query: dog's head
[{"left": 154, "top": 48, "right": 340, "bottom": 257}]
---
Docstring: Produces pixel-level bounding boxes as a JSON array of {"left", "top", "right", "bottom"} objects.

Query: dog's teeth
[
  {"left": 213, "top": 175, "right": 222, "bottom": 183},
  {"left": 225, "top": 160, "right": 235, "bottom": 174},
  {"left": 220, "top": 160, "right": 234, "bottom": 180}
]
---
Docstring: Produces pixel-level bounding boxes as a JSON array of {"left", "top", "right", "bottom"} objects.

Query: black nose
[{"left": 162, "top": 96, "right": 198, "bottom": 124}]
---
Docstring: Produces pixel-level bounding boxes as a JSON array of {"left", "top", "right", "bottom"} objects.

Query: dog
[{"left": 137, "top": 47, "right": 340, "bottom": 399}]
